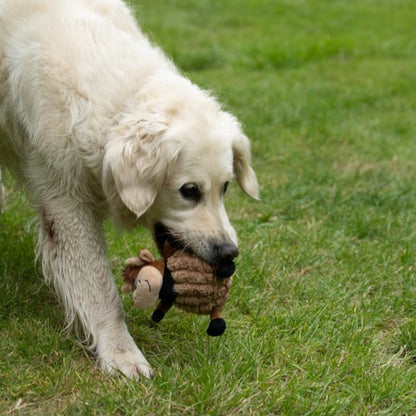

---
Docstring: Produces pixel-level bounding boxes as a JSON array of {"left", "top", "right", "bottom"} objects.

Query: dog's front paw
[
  {"left": 99, "top": 348, "right": 155, "bottom": 380},
  {"left": 96, "top": 330, "right": 154, "bottom": 380}
]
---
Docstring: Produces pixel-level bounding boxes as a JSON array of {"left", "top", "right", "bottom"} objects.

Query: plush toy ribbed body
[{"left": 122, "top": 246, "right": 234, "bottom": 336}]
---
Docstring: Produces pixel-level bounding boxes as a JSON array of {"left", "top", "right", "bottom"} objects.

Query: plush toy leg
[
  {"left": 152, "top": 301, "right": 173, "bottom": 323},
  {"left": 152, "top": 263, "right": 176, "bottom": 323},
  {"left": 206, "top": 308, "right": 226, "bottom": 337},
  {"left": 215, "top": 261, "right": 235, "bottom": 279}
]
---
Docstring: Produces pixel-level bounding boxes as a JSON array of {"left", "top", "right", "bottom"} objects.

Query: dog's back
[{"left": 0, "top": 0, "right": 168, "bottom": 172}]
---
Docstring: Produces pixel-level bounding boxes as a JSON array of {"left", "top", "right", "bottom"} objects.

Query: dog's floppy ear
[
  {"left": 103, "top": 113, "right": 179, "bottom": 220},
  {"left": 232, "top": 133, "right": 260, "bottom": 200}
]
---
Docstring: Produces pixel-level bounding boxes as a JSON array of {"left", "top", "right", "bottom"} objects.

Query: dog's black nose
[{"left": 214, "top": 242, "right": 239, "bottom": 263}]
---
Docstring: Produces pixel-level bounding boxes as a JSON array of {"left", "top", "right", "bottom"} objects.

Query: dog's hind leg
[{"left": 39, "top": 196, "right": 154, "bottom": 380}]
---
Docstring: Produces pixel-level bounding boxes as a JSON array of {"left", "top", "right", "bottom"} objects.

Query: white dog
[{"left": 0, "top": 0, "right": 259, "bottom": 379}]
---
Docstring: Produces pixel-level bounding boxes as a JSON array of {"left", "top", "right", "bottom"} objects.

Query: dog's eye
[
  {"left": 180, "top": 183, "right": 201, "bottom": 202},
  {"left": 222, "top": 182, "right": 230, "bottom": 195}
]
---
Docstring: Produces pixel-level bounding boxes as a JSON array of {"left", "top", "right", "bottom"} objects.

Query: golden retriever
[{"left": 0, "top": 0, "right": 259, "bottom": 379}]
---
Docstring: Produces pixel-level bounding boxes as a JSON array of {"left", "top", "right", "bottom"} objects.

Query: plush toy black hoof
[
  {"left": 216, "top": 262, "right": 235, "bottom": 279},
  {"left": 206, "top": 318, "right": 226, "bottom": 336},
  {"left": 152, "top": 309, "right": 165, "bottom": 323}
]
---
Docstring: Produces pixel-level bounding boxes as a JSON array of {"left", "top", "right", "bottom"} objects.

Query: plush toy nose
[{"left": 214, "top": 242, "right": 239, "bottom": 264}]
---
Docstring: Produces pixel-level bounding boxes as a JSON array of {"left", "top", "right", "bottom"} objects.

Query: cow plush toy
[{"left": 122, "top": 242, "right": 234, "bottom": 336}]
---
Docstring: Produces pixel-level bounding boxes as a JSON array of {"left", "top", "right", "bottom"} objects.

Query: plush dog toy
[{"left": 122, "top": 243, "right": 234, "bottom": 336}]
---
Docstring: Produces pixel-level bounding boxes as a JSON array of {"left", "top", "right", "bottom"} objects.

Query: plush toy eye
[
  {"left": 222, "top": 182, "right": 230, "bottom": 195},
  {"left": 180, "top": 183, "right": 201, "bottom": 202}
]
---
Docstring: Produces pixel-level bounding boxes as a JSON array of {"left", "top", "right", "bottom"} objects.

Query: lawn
[{"left": 1, "top": 0, "right": 416, "bottom": 414}]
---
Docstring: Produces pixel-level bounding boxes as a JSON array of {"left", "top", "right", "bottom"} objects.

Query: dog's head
[{"left": 104, "top": 76, "right": 259, "bottom": 266}]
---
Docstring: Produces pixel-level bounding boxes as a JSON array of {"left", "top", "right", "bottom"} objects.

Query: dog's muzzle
[
  {"left": 213, "top": 242, "right": 239, "bottom": 264},
  {"left": 154, "top": 223, "right": 239, "bottom": 265}
]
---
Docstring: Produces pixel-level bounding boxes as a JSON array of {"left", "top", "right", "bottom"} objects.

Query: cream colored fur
[{"left": 0, "top": 0, "right": 258, "bottom": 379}]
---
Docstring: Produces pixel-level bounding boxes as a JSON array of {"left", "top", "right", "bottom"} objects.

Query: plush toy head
[
  {"left": 122, "top": 249, "right": 164, "bottom": 309},
  {"left": 122, "top": 244, "right": 234, "bottom": 336}
]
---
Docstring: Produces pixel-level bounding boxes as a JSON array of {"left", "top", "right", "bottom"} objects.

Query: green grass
[{"left": 2, "top": 0, "right": 416, "bottom": 414}]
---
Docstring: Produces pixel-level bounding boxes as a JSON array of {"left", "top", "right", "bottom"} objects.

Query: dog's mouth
[
  {"left": 154, "top": 223, "right": 186, "bottom": 256},
  {"left": 153, "top": 223, "right": 236, "bottom": 279}
]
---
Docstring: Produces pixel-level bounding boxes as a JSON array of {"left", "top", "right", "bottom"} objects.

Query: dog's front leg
[{"left": 39, "top": 199, "right": 154, "bottom": 379}]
